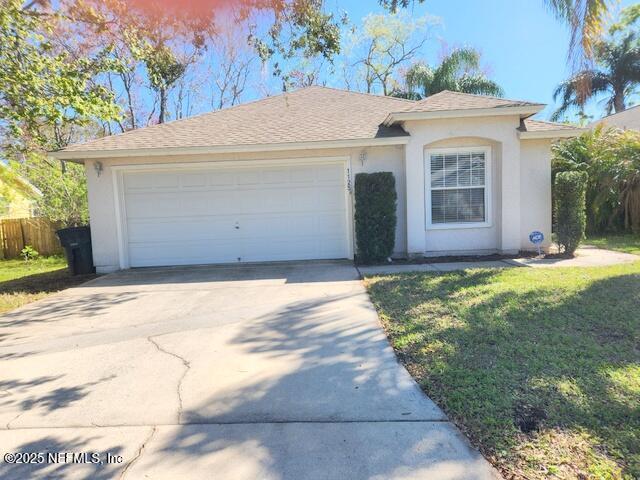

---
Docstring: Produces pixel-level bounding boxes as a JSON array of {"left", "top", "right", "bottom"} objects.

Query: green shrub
[
  {"left": 21, "top": 245, "right": 39, "bottom": 261},
  {"left": 354, "top": 172, "right": 397, "bottom": 263},
  {"left": 552, "top": 126, "right": 640, "bottom": 234},
  {"left": 554, "top": 171, "right": 588, "bottom": 256}
]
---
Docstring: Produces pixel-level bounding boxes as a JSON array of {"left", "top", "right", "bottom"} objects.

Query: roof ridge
[
  {"left": 596, "top": 103, "right": 640, "bottom": 120},
  {"left": 64, "top": 89, "right": 300, "bottom": 149},
  {"left": 413, "top": 90, "right": 448, "bottom": 102},
  {"left": 59, "top": 87, "right": 416, "bottom": 150},
  {"left": 306, "top": 85, "right": 418, "bottom": 104},
  {"left": 55, "top": 85, "right": 413, "bottom": 155},
  {"left": 436, "top": 89, "right": 543, "bottom": 105}
]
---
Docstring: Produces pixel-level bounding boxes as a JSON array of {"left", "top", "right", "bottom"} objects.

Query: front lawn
[
  {"left": 365, "top": 263, "right": 640, "bottom": 479},
  {"left": 0, "top": 256, "right": 96, "bottom": 314},
  {"left": 586, "top": 234, "right": 640, "bottom": 256}
]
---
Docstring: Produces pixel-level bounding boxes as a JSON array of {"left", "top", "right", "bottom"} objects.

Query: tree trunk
[
  {"left": 124, "top": 78, "right": 136, "bottom": 130},
  {"left": 158, "top": 88, "right": 167, "bottom": 124},
  {"left": 613, "top": 91, "right": 626, "bottom": 113}
]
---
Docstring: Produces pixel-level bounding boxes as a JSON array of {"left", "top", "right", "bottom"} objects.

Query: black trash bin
[{"left": 56, "top": 226, "right": 95, "bottom": 275}]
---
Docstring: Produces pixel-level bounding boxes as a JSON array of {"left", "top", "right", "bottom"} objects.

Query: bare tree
[
  {"left": 343, "top": 12, "right": 436, "bottom": 95},
  {"left": 280, "top": 54, "right": 334, "bottom": 90},
  {"left": 210, "top": 28, "right": 256, "bottom": 110},
  {"left": 173, "top": 66, "right": 209, "bottom": 120}
]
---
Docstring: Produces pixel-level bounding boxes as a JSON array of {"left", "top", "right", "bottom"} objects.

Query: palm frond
[
  {"left": 405, "top": 62, "right": 433, "bottom": 97},
  {"left": 544, "top": 0, "right": 612, "bottom": 69},
  {"left": 436, "top": 48, "right": 481, "bottom": 78},
  {"left": 552, "top": 69, "right": 612, "bottom": 120},
  {"left": 388, "top": 89, "right": 422, "bottom": 100},
  {"left": 429, "top": 48, "right": 481, "bottom": 93},
  {"left": 399, "top": 47, "right": 503, "bottom": 99},
  {"left": 457, "top": 75, "right": 504, "bottom": 97},
  {"left": 552, "top": 32, "right": 640, "bottom": 119}
]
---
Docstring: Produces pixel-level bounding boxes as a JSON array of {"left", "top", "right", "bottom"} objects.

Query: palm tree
[
  {"left": 393, "top": 48, "right": 503, "bottom": 100},
  {"left": 544, "top": 0, "right": 612, "bottom": 68},
  {"left": 552, "top": 32, "right": 640, "bottom": 120},
  {"left": 382, "top": 0, "right": 612, "bottom": 69}
]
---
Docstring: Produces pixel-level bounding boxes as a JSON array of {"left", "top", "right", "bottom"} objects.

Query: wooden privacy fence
[{"left": 0, "top": 217, "right": 63, "bottom": 259}]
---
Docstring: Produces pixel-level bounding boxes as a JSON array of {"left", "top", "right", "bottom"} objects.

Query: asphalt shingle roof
[
  {"left": 60, "top": 86, "right": 413, "bottom": 153},
  {"left": 402, "top": 90, "right": 543, "bottom": 113},
  {"left": 58, "top": 87, "right": 571, "bottom": 155},
  {"left": 518, "top": 119, "right": 577, "bottom": 132}
]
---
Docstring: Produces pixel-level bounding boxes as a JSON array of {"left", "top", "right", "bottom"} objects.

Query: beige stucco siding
[
  {"left": 519, "top": 139, "right": 553, "bottom": 251},
  {"left": 403, "top": 115, "right": 522, "bottom": 255},
  {"left": 85, "top": 146, "right": 406, "bottom": 272},
  {"left": 350, "top": 145, "right": 407, "bottom": 256},
  {"left": 83, "top": 117, "right": 555, "bottom": 271},
  {"left": 419, "top": 137, "right": 501, "bottom": 254}
]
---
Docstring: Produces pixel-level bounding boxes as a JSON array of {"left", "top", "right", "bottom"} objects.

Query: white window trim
[{"left": 424, "top": 146, "right": 493, "bottom": 230}]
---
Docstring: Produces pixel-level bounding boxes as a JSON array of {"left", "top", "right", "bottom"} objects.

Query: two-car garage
[{"left": 115, "top": 161, "right": 351, "bottom": 268}]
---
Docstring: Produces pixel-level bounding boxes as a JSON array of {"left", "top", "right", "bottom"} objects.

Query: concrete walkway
[
  {"left": 0, "top": 262, "right": 498, "bottom": 480},
  {"left": 359, "top": 246, "right": 638, "bottom": 276}
]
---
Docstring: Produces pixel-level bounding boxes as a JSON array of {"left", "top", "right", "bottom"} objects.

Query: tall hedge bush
[
  {"left": 354, "top": 172, "right": 397, "bottom": 263},
  {"left": 554, "top": 170, "right": 588, "bottom": 256},
  {"left": 552, "top": 126, "right": 640, "bottom": 234}
]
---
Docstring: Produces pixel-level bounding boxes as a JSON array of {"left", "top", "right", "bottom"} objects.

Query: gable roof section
[
  {"left": 53, "top": 87, "right": 414, "bottom": 159},
  {"left": 404, "top": 90, "right": 543, "bottom": 112},
  {"left": 383, "top": 90, "right": 544, "bottom": 125},
  {"left": 517, "top": 119, "right": 586, "bottom": 139}
]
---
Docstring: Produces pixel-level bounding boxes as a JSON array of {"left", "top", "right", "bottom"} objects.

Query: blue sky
[{"left": 328, "top": 0, "right": 637, "bottom": 122}]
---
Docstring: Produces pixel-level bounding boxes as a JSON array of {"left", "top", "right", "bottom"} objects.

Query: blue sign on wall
[
  {"left": 529, "top": 231, "right": 544, "bottom": 245},
  {"left": 529, "top": 231, "right": 544, "bottom": 255}
]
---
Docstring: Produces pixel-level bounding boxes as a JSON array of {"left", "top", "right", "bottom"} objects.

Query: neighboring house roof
[
  {"left": 0, "top": 163, "right": 42, "bottom": 198},
  {"left": 0, "top": 165, "right": 40, "bottom": 219},
  {"left": 517, "top": 119, "right": 586, "bottom": 139},
  {"left": 51, "top": 86, "right": 580, "bottom": 160},
  {"left": 589, "top": 105, "right": 640, "bottom": 130}
]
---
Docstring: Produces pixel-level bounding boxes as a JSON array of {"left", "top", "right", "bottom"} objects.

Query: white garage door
[{"left": 121, "top": 162, "right": 349, "bottom": 267}]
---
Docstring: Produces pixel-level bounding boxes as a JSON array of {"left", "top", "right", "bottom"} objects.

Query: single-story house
[
  {"left": 589, "top": 104, "right": 640, "bottom": 131},
  {"left": 51, "top": 87, "right": 583, "bottom": 273}
]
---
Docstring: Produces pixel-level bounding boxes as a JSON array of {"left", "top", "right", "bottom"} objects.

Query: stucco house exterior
[{"left": 51, "top": 87, "right": 583, "bottom": 273}]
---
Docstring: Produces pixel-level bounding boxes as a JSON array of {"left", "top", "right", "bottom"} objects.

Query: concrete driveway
[{"left": 0, "top": 262, "right": 498, "bottom": 479}]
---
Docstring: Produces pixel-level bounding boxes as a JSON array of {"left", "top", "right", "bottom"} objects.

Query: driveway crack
[
  {"left": 5, "top": 411, "right": 24, "bottom": 430},
  {"left": 119, "top": 425, "right": 156, "bottom": 480},
  {"left": 147, "top": 335, "right": 191, "bottom": 423}
]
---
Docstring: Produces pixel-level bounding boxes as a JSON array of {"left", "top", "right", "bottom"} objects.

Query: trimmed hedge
[
  {"left": 554, "top": 170, "right": 588, "bottom": 256},
  {"left": 354, "top": 172, "right": 397, "bottom": 263}
]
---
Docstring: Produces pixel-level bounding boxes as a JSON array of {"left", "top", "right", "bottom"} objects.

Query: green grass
[
  {"left": 365, "top": 263, "right": 640, "bottom": 480},
  {"left": 0, "top": 256, "right": 96, "bottom": 314},
  {"left": 586, "top": 234, "right": 640, "bottom": 256},
  {"left": 0, "top": 255, "right": 67, "bottom": 282}
]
